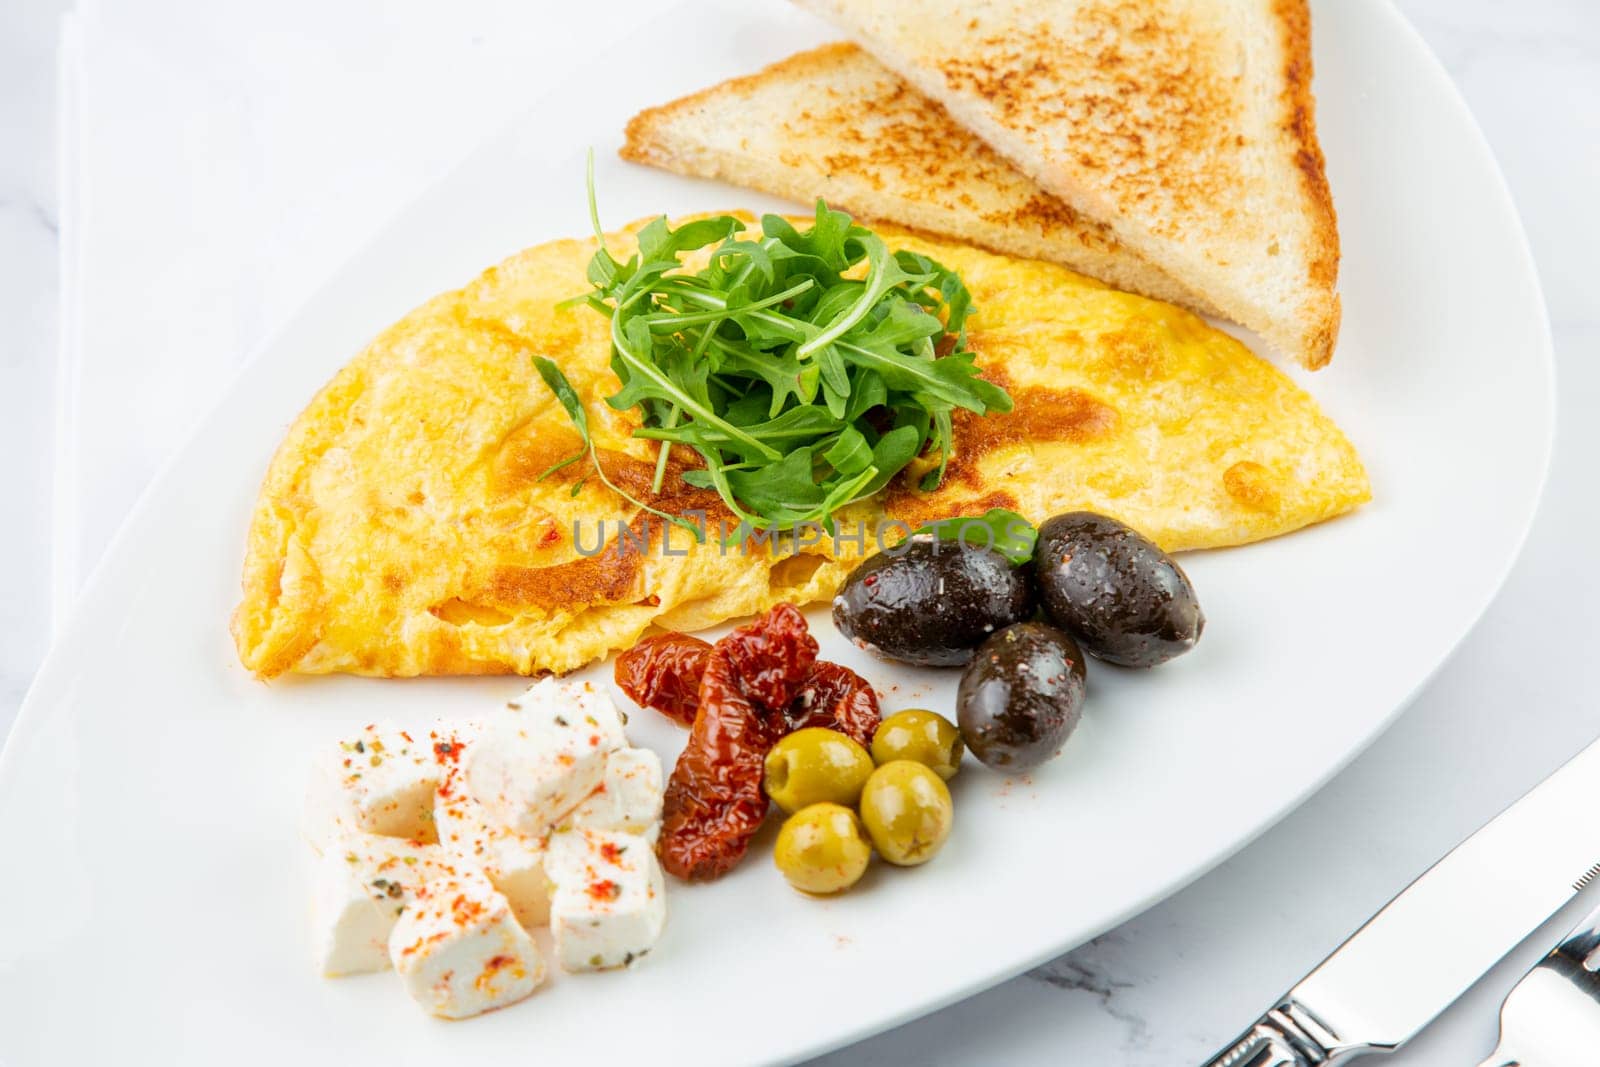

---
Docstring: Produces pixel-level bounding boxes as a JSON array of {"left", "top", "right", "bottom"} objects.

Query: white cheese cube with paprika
[
  {"left": 545, "top": 828, "right": 666, "bottom": 972},
  {"left": 304, "top": 721, "right": 470, "bottom": 852},
  {"left": 463, "top": 678, "right": 625, "bottom": 836},
  {"left": 388, "top": 870, "right": 545, "bottom": 1019},
  {"left": 435, "top": 760, "right": 550, "bottom": 928},
  {"left": 557, "top": 747, "right": 664, "bottom": 842},
  {"left": 311, "top": 832, "right": 452, "bottom": 976}
]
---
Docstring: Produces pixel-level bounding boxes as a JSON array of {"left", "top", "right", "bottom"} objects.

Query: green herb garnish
[
  {"left": 532, "top": 355, "right": 701, "bottom": 538},
  {"left": 534, "top": 156, "right": 1010, "bottom": 530},
  {"left": 913, "top": 508, "right": 1037, "bottom": 564}
]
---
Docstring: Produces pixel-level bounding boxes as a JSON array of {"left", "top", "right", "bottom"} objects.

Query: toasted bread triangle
[
  {"left": 793, "top": 0, "right": 1341, "bottom": 368},
  {"left": 622, "top": 43, "right": 1220, "bottom": 316}
]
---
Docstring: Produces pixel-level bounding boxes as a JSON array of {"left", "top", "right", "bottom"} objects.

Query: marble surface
[{"left": 2, "top": 1, "right": 1597, "bottom": 1063}]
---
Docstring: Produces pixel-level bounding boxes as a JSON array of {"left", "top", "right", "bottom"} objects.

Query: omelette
[{"left": 232, "top": 218, "right": 1368, "bottom": 679}]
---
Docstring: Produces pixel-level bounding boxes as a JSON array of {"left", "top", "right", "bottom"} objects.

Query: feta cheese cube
[
  {"left": 388, "top": 871, "right": 545, "bottom": 1019},
  {"left": 304, "top": 721, "right": 470, "bottom": 852},
  {"left": 435, "top": 762, "right": 550, "bottom": 928},
  {"left": 557, "top": 748, "right": 664, "bottom": 842},
  {"left": 463, "top": 678, "right": 626, "bottom": 836},
  {"left": 311, "top": 832, "right": 451, "bottom": 976},
  {"left": 545, "top": 828, "right": 666, "bottom": 972}
]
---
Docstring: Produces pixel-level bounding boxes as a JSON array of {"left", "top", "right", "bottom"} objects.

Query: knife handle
[{"left": 1201, "top": 1000, "right": 1380, "bottom": 1067}]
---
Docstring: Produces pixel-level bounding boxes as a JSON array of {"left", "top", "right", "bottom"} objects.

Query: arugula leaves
[
  {"left": 531, "top": 356, "right": 703, "bottom": 539},
  {"left": 537, "top": 164, "right": 1009, "bottom": 529}
]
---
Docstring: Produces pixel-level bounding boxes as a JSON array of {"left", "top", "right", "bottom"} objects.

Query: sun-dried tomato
[
  {"left": 657, "top": 605, "right": 817, "bottom": 881},
  {"left": 785, "top": 660, "right": 881, "bottom": 749},
  {"left": 619, "top": 622, "right": 881, "bottom": 750},
  {"left": 628, "top": 607, "right": 885, "bottom": 880},
  {"left": 614, "top": 633, "right": 710, "bottom": 728},
  {"left": 617, "top": 620, "right": 883, "bottom": 748}
]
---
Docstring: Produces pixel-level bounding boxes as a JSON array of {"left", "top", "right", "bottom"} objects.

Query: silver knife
[{"left": 1201, "top": 732, "right": 1600, "bottom": 1066}]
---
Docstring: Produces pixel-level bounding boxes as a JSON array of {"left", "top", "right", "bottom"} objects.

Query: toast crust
[{"left": 1273, "top": 0, "right": 1341, "bottom": 367}]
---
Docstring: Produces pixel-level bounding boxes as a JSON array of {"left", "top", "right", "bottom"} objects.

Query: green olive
[
  {"left": 871, "top": 709, "right": 964, "bottom": 780},
  {"left": 773, "top": 803, "right": 871, "bottom": 894},
  {"left": 763, "top": 727, "right": 875, "bottom": 815},
  {"left": 859, "top": 761, "right": 953, "bottom": 867}
]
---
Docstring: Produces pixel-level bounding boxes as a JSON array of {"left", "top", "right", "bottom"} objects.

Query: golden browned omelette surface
[{"left": 233, "top": 220, "right": 1369, "bottom": 679}]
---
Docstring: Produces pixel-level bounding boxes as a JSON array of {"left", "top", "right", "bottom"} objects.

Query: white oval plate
[{"left": 0, "top": 2, "right": 1552, "bottom": 1063}]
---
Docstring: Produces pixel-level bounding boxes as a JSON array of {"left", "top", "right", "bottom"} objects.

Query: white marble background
[{"left": 2, "top": 2, "right": 1598, "bottom": 1063}]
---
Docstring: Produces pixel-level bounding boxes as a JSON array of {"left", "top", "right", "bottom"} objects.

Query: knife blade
[{"left": 1201, "top": 731, "right": 1600, "bottom": 1066}]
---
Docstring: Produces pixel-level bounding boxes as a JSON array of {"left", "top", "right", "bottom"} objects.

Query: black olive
[
  {"left": 832, "top": 538, "right": 1034, "bottom": 666},
  {"left": 1032, "top": 512, "right": 1203, "bottom": 668},
  {"left": 957, "top": 622, "right": 1086, "bottom": 771}
]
